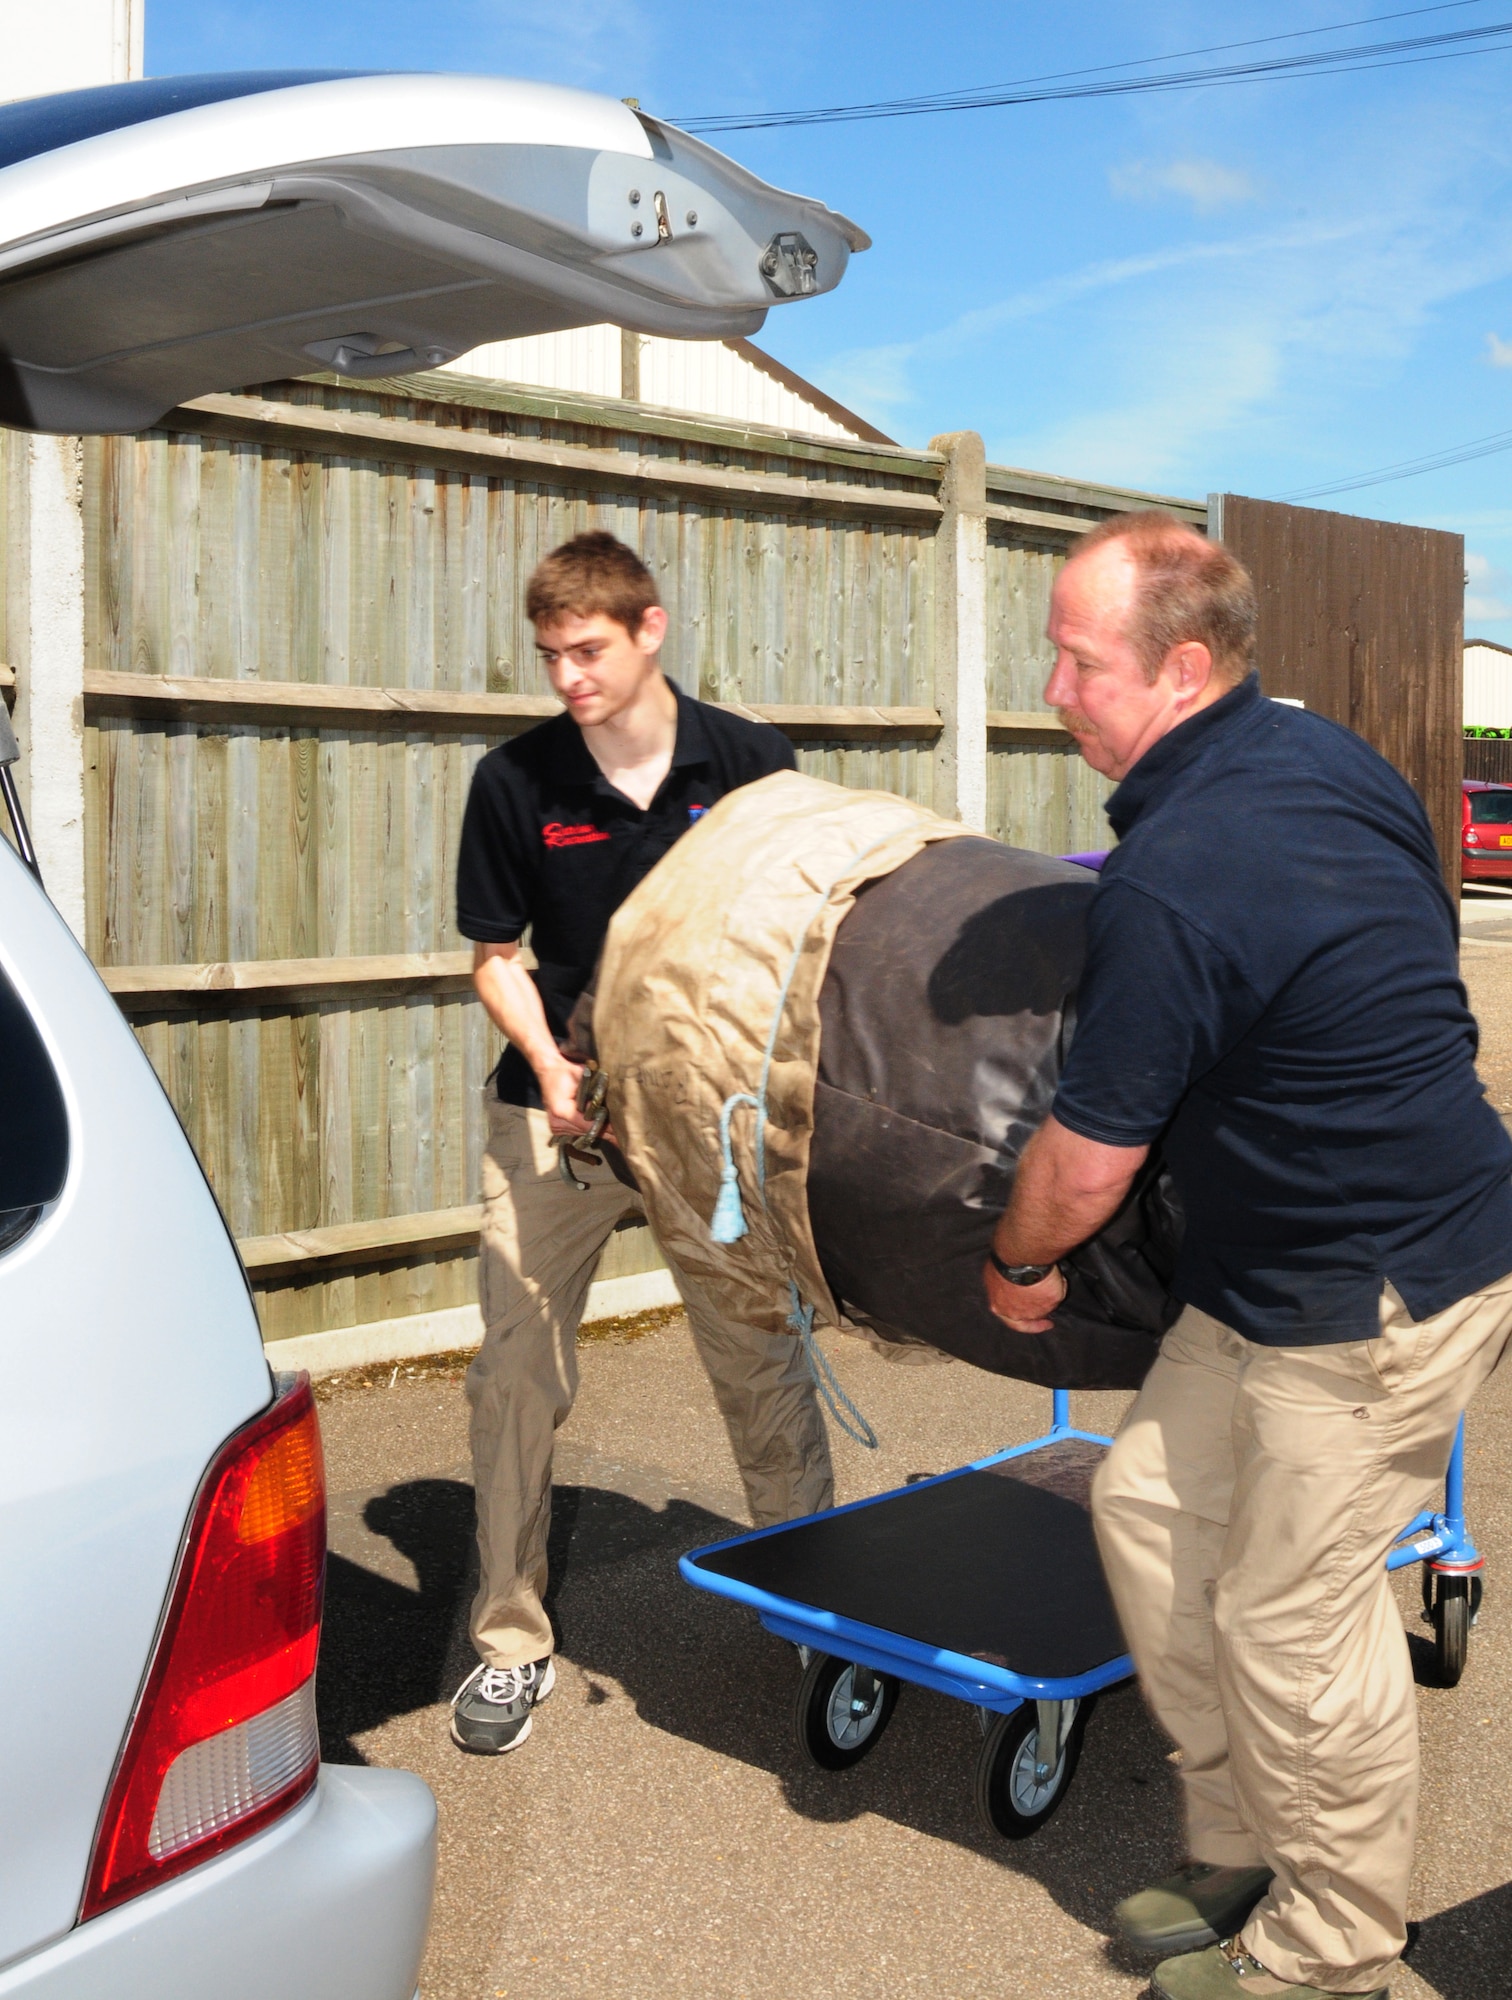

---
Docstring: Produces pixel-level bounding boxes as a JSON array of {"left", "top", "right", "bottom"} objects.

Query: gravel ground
[{"left": 315, "top": 937, "right": 1512, "bottom": 2000}]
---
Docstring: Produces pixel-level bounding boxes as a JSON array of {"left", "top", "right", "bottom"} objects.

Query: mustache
[{"left": 1055, "top": 707, "right": 1096, "bottom": 737}]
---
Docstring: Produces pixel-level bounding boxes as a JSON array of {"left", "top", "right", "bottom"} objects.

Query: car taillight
[
  {"left": 82, "top": 1376, "right": 326, "bottom": 1918},
  {"left": 1466, "top": 829, "right": 1481, "bottom": 845}
]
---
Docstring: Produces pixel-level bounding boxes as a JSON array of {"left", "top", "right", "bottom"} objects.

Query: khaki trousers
[
  {"left": 1092, "top": 1277, "right": 1512, "bottom": 1991},
  {"left": 466, "top": 1095, "right": 834, "bottom": 1672}
]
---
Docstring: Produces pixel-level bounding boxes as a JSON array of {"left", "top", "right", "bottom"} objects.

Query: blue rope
[
  {"left": 704, "top": 833, "right": 907, "bottom": 1452},
  {"left": 788, "top": 1283, "right": 879, "bottom": 1450}
]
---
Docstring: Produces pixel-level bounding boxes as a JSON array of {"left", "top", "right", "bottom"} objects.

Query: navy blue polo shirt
[
  {"left": 456, "top": 679, "right": 794, "bottom": 1107},
  {"left": 1053, "top": 672, "right": 1512, "bottom": 1343}
]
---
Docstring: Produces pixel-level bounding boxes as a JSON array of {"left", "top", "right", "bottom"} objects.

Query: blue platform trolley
[{"left": 680, "top": 1388, "right": 1483, "bottom": 1839}]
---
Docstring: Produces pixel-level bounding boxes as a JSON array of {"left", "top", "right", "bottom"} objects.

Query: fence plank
[
  {"left": 173, "top": 394, "right": 946, "bottom": 521},
  {"left": 81, "top": 669, "right": 943, "bottom": 740}
]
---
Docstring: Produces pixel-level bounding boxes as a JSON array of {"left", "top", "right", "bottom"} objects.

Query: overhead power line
[
  {"left": 1274, "top": 426, "right": 1512, "bottom": 501},
  {"left": 674, "top": 6, "right": 1512, "bottom": 133}
]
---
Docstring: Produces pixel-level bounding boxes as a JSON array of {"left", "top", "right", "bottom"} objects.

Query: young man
[
  {"left": 450, "top": 530, "right": 834, "bottom": 1755},
  {"left": 984, "top": 512, "right": 1512, "bottom": 2000}
]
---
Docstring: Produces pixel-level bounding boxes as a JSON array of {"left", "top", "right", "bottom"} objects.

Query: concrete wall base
[{"left": 262, "top": 1266, "right": 682, "bottom": 1378}]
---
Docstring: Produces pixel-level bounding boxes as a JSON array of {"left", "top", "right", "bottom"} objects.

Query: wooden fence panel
[
  {"left": 1465, "top": 736, "right": 1512, "bottom": 786},
  {"left": 984, "top": 525, "right": 1115, "bottom": 854},
  {"left": 81, "top": 380, "right": 950, "bottom": 1336},
  {"left": 61, "top": 373, "right": 1197, "bottom": 1344},
  {"left": 1211, "top": 495, "right": 1464, "bottom": 889}
]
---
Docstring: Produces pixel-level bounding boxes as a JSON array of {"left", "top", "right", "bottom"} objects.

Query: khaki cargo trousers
[
  {"left": 466, "top": 1095, "right": 834, "bottom": 1672},
  {"left": 1092, "top": 1276, "right": 1512, "bottom": 1992}
]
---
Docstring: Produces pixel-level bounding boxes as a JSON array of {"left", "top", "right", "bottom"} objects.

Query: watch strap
[{"left": 988, "top": 1247, "right": 1057, "bottom": 1286}]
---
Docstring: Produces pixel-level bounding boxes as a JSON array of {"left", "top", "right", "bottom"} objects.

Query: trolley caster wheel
[
  {"left": 974, "top": 1696, "right": 1091, "bottom": 1839},
  {"left": 1421, "top": 1566, "right": 1482, "bottom": 1623},
  {"left": 795, "top": 1653, "right": 899, "bottom": 1770},
  {"left": 1424, "top": 1572, "right": 1482, "bottom": 1688}
]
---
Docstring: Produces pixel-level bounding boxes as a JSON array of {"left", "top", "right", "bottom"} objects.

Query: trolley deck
[
  {"left": 686, "top": 1409, "right": 1124, "bottom": 1704},
  {"left": 681, "top": 1388, "right": 1482, "bottom": 1836}
]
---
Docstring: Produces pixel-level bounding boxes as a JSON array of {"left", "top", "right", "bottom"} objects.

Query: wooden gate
[{"left": 1209, "top": 495, "right": 1464, "bottom": 890}]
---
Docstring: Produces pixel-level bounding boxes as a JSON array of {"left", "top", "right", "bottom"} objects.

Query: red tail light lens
[{"left": 82, "top": 1375, "right": 326, "bottom": 1918}]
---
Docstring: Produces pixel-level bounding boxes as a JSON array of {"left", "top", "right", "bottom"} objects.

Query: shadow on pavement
[
  {"left": 1404, "top": 1879, "right": 1512, "bottom": 1998},
  {"left": 318, "top": 1477, "right": 478, "bottom": 1763},
  {"left": 323, "top": 1472, "right": 1190, "bottom": 1943}
]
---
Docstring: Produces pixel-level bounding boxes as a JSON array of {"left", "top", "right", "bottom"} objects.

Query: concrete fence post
[
  {"left": 930, "top": 429, "right": 989, "bottom": 830},
  {"left": 3, "top": 0, "right": 145, "bottom": 948},
  {"left": 14, "top": 435, "right": 88, "bottom": 942}
]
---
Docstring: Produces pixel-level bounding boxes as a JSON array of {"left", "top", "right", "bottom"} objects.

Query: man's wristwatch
[{"left": 988, "top": 1247, "right": 1058, "bottom": 1286}]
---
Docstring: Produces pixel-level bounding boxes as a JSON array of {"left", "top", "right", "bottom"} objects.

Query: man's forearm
[
  {"left": 992, "top": 1114, "right": 1148, "bottom": 1266},
  {"left": 472, "top": 946, "right": 570, "bottom": 1086}
]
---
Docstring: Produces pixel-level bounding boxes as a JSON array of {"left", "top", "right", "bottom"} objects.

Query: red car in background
[{"left": 1463, "top": 779, "right": 1512, "bottom": 881}]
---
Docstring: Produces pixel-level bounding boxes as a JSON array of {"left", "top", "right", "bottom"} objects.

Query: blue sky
[{"left": 147, "top": 1, "right": 1512, "bottom": 642}]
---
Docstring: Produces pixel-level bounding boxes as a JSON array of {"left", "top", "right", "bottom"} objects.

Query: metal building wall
[
  {"left": 1465, "top": 640, "right": 1512, "bottom": 729},
  {"left": 444, "top": 324, "right": 877, "bottom": 443}
]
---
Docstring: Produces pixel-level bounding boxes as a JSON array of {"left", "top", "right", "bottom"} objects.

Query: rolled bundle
[
  {"left": 810, "top": 836, "right": 1180, "bottom": 1387},
  {"left": 592, "top": 770, "right": 1179, "bottom": 1393}
]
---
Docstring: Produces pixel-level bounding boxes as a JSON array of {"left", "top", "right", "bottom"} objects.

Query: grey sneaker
[
  {"left": 1116, "top": 1863, "right": 1275, "bottom": 1956},
  {"left": 449, "top": 1656, "right": 556, "bottom": 1755}
]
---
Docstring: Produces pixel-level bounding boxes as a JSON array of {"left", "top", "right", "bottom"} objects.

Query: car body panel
[
  {"left": 0, "top": 838, "right": 272, "bottom": 1967},
  {"left": 0, "top": 1767, "right": 436, "bottom": 2000},
  {"left": 0, "top": 72, "right": 868, "bottom": 433}
]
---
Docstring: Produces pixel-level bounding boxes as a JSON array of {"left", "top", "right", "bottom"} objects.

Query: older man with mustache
[{"left": 983, "top": 511, "right": 1512, "bottom": 2000}]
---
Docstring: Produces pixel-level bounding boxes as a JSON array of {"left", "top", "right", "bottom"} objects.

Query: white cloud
[
  {"left": 842, "top": 93, "right": 1512, "bottom": 487},
  {"left": 1467, "top": 552, "right": 1512, "bottom": 622},
  {"left": 1487, "top": 333, "right": 1512, "bottom": 368},
  {"left": 1109, "top": 157, "right": 1258, "bottom": 215},
  {"left": 821, "top": 220, "right": 1353, "bottom": 423},
  {"left": 822, "top": 344, "right": 916, "bottom": 413}
]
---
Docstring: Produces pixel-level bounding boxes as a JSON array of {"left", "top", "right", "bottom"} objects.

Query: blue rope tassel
[{"left": 711, "top": 1092, "right": 760, "bottom": 1243}]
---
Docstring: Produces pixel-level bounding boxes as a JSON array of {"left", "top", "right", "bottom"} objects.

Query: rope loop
[
  {"left": 700, "top": 834, "right": 906, "bottom": 1450},
  {"left": 789, "top": 1283, "right": 879, "bottom": 1451}
]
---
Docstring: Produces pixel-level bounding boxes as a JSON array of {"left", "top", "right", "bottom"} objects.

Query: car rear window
[
  {"left": 1469, "top": 790, "right": 1512, "bottom": 825},
  {"left": 0, "top": 963, "right": 68, "bottom": 1251},
  {"left": 0, "top": 72, "right": 374, "bottom": 175}
]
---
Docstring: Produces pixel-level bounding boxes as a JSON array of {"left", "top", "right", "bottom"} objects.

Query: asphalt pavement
[{"left": 314, "top": 929, "right": 1512, "bottom": 2000}]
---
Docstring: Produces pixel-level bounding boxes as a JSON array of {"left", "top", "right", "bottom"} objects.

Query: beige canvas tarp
[{"left": 593, "top": 771, "right": 971, "bottom": 1339}]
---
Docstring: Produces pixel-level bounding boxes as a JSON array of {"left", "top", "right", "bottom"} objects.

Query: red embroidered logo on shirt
[{"left": 542, "top": 821, "right": 611, "bottom": 849}]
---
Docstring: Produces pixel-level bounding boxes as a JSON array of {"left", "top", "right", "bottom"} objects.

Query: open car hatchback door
[{"left": 0, "top": 70, "right": 869, "bottom": 433}]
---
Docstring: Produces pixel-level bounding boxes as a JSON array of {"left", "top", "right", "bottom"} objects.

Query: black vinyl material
[
  {"left": 690, "top": 1438, "right": 1125, "bottom": 1681},
  {"left": 809, "top": 838, "right": 1182, "bottom": 1389}
]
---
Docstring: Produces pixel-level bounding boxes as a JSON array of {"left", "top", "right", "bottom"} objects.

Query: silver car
[{"left": 0, "top": 69, "right": 863, "bottom": 1997}]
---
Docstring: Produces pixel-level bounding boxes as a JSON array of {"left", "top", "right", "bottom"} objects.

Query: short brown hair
[
  {"left": 1071, "top": 509, "right": 1257, "bottom": 685},
  {"left": 524, "top": 530, "right": 660, "bottom": 636}
]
